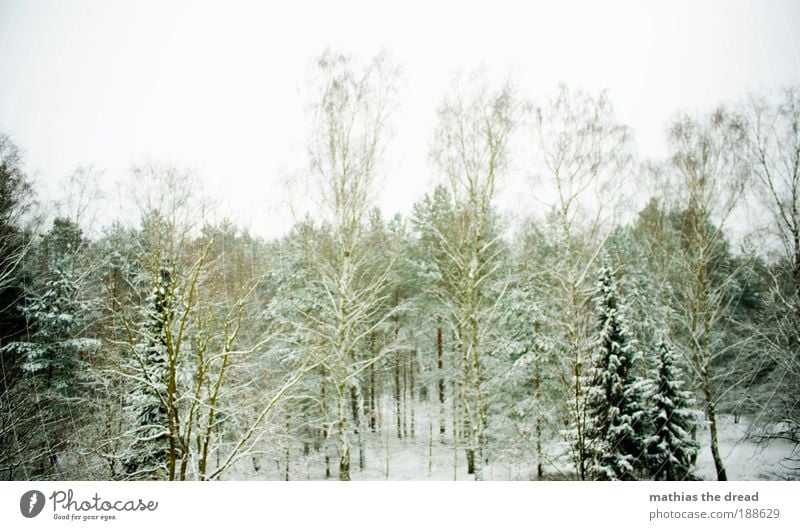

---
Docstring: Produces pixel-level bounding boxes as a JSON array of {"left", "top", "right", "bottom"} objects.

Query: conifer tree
[
  {"left": 20, "top": 262, "right": 85, "bottom": 394},
  {"left": 646, "top": 337, "right": 699, "bottom": 480},
  {"left": 584, "top": 265, "right": 648, "bottom": 480},
  {"left": 123, "top": 266, "right": 171, "bottom": 479},
  {"left": 0, "top": 217, "right": 98, "bottom": 476}
]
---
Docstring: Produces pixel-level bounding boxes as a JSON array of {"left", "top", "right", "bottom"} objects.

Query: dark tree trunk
[
  {"left": 410, "top": 349, "right": 416, "bottom": 438},
  {"left": 438, "top": 325, "right": 445, "bottom": 440},
  {"left": 703, "top": 367, "right": 728, "bottom": 481},
  {"left": 402, "top": 352, "right": 408, "bottom": 438},
  {"left": 395, "top": 358, "right": 402, "bottom": 439},
  {"left": 466, "top": 449, "right": 475, "bottom": 475},
  {"left": 534, "top": 350, "right": 543, "bottom": 479},
  {"left": 369, "top": 356, "right": 377, "bottom": 431},
  {"left": 285, "top": 413, "right": 291, "bottom": 481}
]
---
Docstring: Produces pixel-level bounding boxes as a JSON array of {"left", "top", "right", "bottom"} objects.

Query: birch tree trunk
[
  {"left": 665, "top": 107, "right": 749, "bottom": 481},
  {"left": 302, "top": 51, "right": 399, "bottom": 480},
  {"left": 431, "top": 72, "right": 522, "bottom": 479}
]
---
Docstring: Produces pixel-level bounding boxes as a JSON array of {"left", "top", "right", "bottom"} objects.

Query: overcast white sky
[{"left": 1, "top": 0, "right": 799, "bottom": 238}]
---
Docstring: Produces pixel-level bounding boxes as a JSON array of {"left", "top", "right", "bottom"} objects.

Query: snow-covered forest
[{"left": 1, "top": 51, "right": 798, "bottom": 481}]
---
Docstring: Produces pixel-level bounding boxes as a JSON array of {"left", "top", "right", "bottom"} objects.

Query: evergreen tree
[
  {"left": 646, "top": 337, "right": 700, "bottom": 480},
  {"left": 20, "top": 262, "right": 86, "bottom": 394},
  {"left": 584, "top": 264, "right": 649, "bottom": 480},
  {"left": 0, "top": 217, "right": 98, "bottom": 476},
  {"left": 0, "top": 133, "right": 36, "bottom": 479},
  {"left": 20, "top": 219, "right": 90, "bottom": 394},
  {"left": 123, "top": 266, "right": 171, "bottom": 479},
  {"left": 493, "top": 283, "right": 552, "bottom": 478},
  {"left": 410, "top": 185, "right": 459, "bottom": 443}
]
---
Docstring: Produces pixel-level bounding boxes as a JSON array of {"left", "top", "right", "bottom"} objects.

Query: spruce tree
[
  {"left": 646, "top": 337, "right": 699, "bottom": 480},
  {"left": 584, "top": 265, "right": 649, "bottom": 480},
  {"left": 20, "top": 218, "right": 90, "bottom": 396},
  {"left": 20, "top": 261, "right": 85, "bottom": 395},
  {"left": 0, "top": 217, "right": 98, "bottom": 476},
  {"left": 123, "top": 266, "right": 171, "bottom": 479}
]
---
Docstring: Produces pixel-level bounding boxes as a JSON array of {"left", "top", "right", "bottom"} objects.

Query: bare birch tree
[
  {"left": 665, "top": 108, "right": 750, "bottom": 481},
  {"left": 745, "top": 87, "right": 800, "bottom": 469},
  {"left": 529, "top": 84, "right": 632, "bottom": 479},
  {"left": 299, "top": 50, "right": 400, "bottom": 480},
  {"left": 431, "top": 72, "right": 522, "bottom": 479}
]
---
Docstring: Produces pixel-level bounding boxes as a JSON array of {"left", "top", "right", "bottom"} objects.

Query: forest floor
[
  {"left": 693, "top": 415, "right": 795, "bottom": 480},
  {"left": 229, "top": 404, "right": 796, "bottom": 481}
]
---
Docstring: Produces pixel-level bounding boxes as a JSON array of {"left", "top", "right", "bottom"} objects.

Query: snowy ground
[
  {"left": 225, "top": 404, "right": 796, "bottom": 481},
  {"left": 693, "top": 415, "right": 796, "bottom": 480}
]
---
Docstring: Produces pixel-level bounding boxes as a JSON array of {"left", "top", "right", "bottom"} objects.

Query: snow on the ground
[
  {"left": 224, "top": 404, "right": 796, "bottom": 480},
  {"left": 694, "top": 415, "right": 796, "bottom": 480}
]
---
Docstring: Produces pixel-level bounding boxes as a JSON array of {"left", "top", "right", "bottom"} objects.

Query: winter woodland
[{"left": 1, "top": 52, "right": 799, "bottom": 481}]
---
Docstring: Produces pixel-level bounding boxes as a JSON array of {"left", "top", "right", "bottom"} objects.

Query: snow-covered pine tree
[
  {"left": 409, "top": 185, "right": 459, "bottom": 443},
  {"left": 0, "top": 217, "right": 99, "bottom": 476},
  {"left": 493, "top": 284, "right": 552, "bottom": 479},
  {"left": 584, "top": 264, "right": 649, "bottom": 480},
  {"left": 646, "top": 337, "right": 699, "bottom": 480},
  {"left": 19, "top": 261, "right": 85, "bottom": 395},
  {"left": 20, "top": 219, "right": 93, "bottom": 393},
  {"left": 123, "top": 266, "right": 171, "bottom": 479}
]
